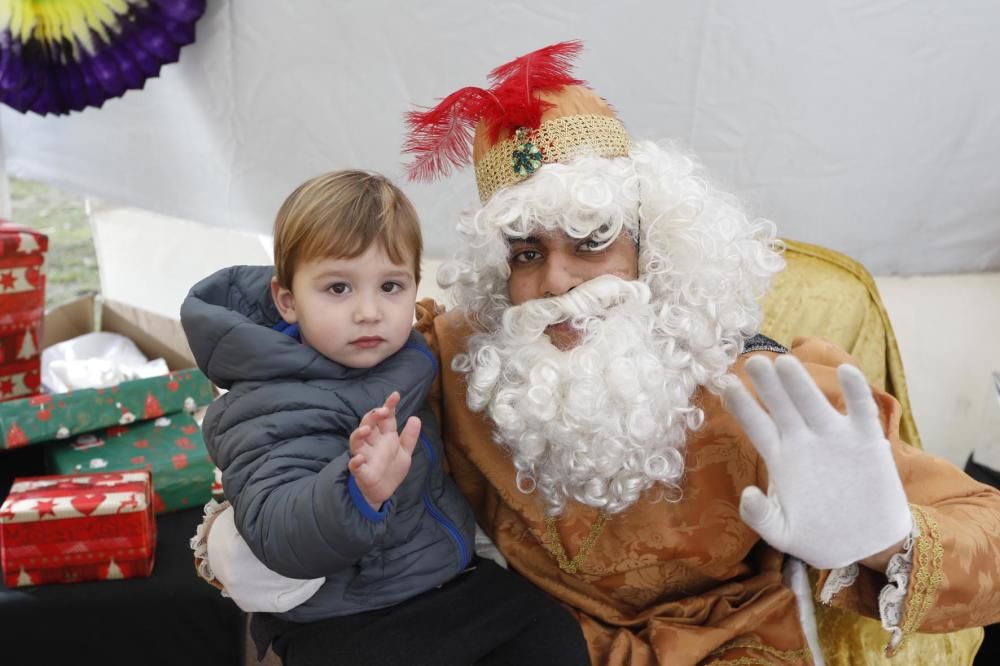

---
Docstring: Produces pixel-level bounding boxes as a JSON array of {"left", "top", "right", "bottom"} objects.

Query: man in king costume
[{"left": 404, "top": 41, "right": 1000, "bottom": 664}]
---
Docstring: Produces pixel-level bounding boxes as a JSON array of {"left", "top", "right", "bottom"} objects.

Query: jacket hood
[{"left": 181, "top": 265, "right": 368, "bottom": 389}]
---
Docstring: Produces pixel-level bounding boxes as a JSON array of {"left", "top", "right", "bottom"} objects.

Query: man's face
[
  {"left": 272, "top": 244, "right": 417, "bottom": 368},
  {"left": 507, "top": 230, "right": 639, "bottom": 349}
]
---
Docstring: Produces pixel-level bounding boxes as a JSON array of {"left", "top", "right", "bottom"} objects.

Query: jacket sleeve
[
  {"left": 791, "top": 338, "right": 1000, "bottom": 635},
  {"left": 204, "top": 389, "right": 394, "bottom": 579}
]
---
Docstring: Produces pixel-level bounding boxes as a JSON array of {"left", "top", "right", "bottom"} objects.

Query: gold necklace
[{"left": 543, "top": 512, "right": 609, "bottom": 575}]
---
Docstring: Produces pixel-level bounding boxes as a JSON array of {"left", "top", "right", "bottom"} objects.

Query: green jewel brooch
[{"left": 511, "top": 127, "right": 543, "bottom": 176}]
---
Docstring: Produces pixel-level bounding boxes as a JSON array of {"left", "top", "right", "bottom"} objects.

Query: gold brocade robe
[{"left": 416, "top": 301, "right": 1000, "bottom": 665}]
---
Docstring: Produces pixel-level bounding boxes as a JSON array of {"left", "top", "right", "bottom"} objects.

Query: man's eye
[
  {"left": 510, "top": 250, "right": 541, "bottom": 264},
  {"left": 579, "top": 238, "right": 603, "bottom": 252},
  {"left": 381, "top": 281, "right": 402, "bottom": 293},
  {"left": 329, "top": 283, "right": 350, "bottom": 295}
]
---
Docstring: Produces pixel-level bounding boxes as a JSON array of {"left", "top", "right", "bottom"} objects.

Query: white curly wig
[{"left": 441, "top": 140, "right": 785, "bottom": 515}]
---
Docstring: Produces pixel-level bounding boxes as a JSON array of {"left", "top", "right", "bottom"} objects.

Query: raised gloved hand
[{"left": 723, "top": 355, "right": 912, "bottom": 570}]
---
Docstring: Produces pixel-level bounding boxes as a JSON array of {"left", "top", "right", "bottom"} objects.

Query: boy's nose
[{"left": 354, "top": 298, "right": 381, "bottom": 323}]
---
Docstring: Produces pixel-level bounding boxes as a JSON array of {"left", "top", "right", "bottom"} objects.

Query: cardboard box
[
  {"left": 0, "top": 296, "right": 213, "bottom": 449},
  {"left": 1, "top": 296, "right": 218, "bottom": 512},
  {"left": 42, "top": 295, "right": 196, "bottom": 371},
  {"left": 0, "top": 471, "right": 156, "bottom": 587}
]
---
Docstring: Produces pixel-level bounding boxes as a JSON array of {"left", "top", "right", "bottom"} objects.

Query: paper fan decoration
[{"left": 0, "top": 0, "right": 206, "bottom": 116}]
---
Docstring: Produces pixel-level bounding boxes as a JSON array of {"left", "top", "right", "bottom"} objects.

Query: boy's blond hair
[{"left": 273, "top": 170, "right": 422, "bottom": 289}]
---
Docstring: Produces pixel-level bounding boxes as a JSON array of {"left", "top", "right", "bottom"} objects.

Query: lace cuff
[
  {"left": 189, "top": 498, "right": 231, "bottom": 593},
  {"left": 819, "top": 562, "right": 859, "bottom": 604},
  {"left": 817, "top": 512, "right": 921, "bottom": 656},
  {"left": 879, "top": 518, "right": 919, "bottom": 654}
]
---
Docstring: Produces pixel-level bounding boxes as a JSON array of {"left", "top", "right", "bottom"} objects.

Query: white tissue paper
[{"left": 41, "top": 332, "right": 170, "bottom": 393}]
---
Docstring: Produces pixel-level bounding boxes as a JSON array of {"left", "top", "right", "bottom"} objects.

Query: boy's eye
[
  {"left": 329, "top": 283, "right": 350, "bottom": 295},
  {"left": 381, "top": 281, "right": 402, "bottom": 293}
]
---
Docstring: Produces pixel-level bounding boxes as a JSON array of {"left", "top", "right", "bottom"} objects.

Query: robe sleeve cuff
[
  {"left": 817, "top": 506, "right": 945, "bottom": 657},
  {"left": 883, "top": 505, "right": 945, "bottom": 656}
]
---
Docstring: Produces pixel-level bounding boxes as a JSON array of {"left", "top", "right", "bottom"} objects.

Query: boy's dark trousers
[{"left": 251, "top": 557, "right": 591, "bottom": 666}]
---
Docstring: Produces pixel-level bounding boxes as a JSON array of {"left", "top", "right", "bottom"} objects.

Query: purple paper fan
[{"left": 0, "top": 0, "right": 207, "bottom": 116}]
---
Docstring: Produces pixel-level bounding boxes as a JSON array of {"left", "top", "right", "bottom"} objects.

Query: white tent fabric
[{"left": 2, "top": 1, "right": 1000, "bottom": 274}]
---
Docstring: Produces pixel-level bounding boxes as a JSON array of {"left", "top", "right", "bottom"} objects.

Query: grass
[{"left": 7, "top": 178, "right": 100, "bottom": 308}]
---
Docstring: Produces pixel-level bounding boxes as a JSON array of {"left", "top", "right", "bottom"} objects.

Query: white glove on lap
[
  {"left": 723, "top": 355, "right": 912, "bottom": 570},
  {"left": 207, "top": 505, "right": 324, "bottom": 613}
]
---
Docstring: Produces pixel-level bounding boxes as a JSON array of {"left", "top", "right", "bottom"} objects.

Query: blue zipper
[{"left": 419, "top": 434, "right": 470, "bottom": 571}]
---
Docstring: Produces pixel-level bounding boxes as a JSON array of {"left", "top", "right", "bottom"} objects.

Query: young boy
[{"left": 180, "top": 171, "right": 588, "bottom": 665}]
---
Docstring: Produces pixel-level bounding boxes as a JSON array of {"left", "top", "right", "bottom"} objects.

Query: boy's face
[{"left": 272, "top": 244, "right": 417, "bottom": 368}]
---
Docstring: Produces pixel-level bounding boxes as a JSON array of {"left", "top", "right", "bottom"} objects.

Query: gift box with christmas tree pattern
[
  {"left": 0, "top": 369, "right": 214, "bottom": 449},
  {"left": 0, "top": 222, "right": 47, "bottom": 402},
  {"left": 46, "top": 411, "right": 215, "bottom": 514},
  {"left": 0, "top": 471, "right": 156, "bottom": 587}
]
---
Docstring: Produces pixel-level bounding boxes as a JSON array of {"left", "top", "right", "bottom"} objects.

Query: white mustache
[{"left": 500, "top": 275, "right": 652, "bottom": 342}]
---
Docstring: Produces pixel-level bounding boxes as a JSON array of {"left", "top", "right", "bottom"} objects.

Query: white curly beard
[
  {"left": 443, "top": 144, "right": 785, "bottom": 516},
  {"left": 454, "top": 275, "right": 713, "bottom": 516}
]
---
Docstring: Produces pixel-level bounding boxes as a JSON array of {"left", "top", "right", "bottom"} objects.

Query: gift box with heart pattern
[{"left": 0, "top": 471, "right": 155, "bottom": 587}]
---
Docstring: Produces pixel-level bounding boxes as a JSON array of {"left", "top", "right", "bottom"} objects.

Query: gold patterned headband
[{"left": 473, "top": 113, "right": 631, "bottom": 203}]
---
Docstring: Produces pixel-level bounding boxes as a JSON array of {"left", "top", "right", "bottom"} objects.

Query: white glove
[
  {"left": 206, "top": 505, "right": 324, "bottom": 613},
  {"left": 723, "top": 355, "right": 912, "bottom": 570}
]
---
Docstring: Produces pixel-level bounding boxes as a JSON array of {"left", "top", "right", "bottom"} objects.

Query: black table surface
[{"left": 1, "top": 445, "right": 245, "bottom": 666}]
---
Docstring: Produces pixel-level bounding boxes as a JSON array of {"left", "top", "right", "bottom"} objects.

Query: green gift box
[
  {"left": 1, "top": 369, "right": 215, "bottom": 449},
  {"left": 46, "top": 411, "right": 215, "bottom": 514}
]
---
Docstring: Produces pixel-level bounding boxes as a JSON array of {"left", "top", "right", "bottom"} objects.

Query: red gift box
[
  {"left": 0, "top": 471, "right": 156, "bottom": 587},
  {"left": 0, "top": 221, "right": 47, "bottom": 402}
]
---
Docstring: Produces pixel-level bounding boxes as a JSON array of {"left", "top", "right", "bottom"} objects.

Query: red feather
[
  {"left": 404, "top": 40, "right": 586, "bottom": 181},
  {"left": 487, "top": 40, "right": 584, "bottom": 89},
  {"left": 484, "top": 40, "right": 585, "bottom": 142},
  {"left": 404, "top": 86, "right": 500, "bottom": 182}
]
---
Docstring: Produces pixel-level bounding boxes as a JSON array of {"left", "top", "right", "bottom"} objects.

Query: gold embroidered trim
[
  {"left": 473, "top": 114, "right": 632, "bottom": 203},
  {"left": 703, "top": 658, "right": 773, "bottom": 666},
  {"left": 543, "top": 512, "right": 608, "bottom": 575},
  {"left": 708, "top": 638, "right": 812, "bottom": 662},
  {"left": 900, "top": 505, "right": 944, "bottom": 636}
]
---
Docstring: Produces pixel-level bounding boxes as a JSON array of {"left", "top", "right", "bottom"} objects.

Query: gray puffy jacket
[{"left": 180, "top": 265, "right": 475, "bottom": 622}]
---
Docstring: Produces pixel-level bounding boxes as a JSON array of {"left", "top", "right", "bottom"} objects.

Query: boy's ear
[{"left": 271, "top": 276, "right": 298, "bottom": 324}]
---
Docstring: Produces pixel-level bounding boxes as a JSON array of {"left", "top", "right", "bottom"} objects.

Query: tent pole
[{"left": 0, "top": 123, "right": 11, "bottom": 219}]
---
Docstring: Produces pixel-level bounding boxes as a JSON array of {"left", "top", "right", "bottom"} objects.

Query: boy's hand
[{"left": 347, "top": 391, "right": 421, "bottom": 511}]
